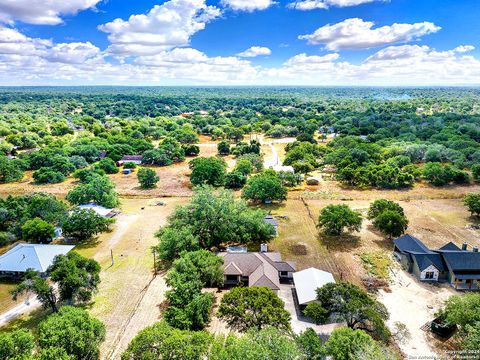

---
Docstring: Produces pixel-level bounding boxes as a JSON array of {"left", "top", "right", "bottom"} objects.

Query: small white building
[{"left": 293, "top": 267, "right": 336, "bottom": 306}]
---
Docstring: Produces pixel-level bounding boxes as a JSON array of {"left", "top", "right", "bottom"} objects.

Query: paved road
[{"left": 0, "top": 296, "right": 41, "bottom": 328}]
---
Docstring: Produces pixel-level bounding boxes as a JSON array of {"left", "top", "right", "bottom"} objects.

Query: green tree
[
  {"left": 233, "top": 159, "right": 253, "bottom": 176},
  {"left": 218, "top": 286, "right": 291, "bottom": 332},
  {"left": 241, "top": 171, "right": 287, "bottom": 203},
  {"left": 325, "top": 327, "right": 381, "bottom": 360},
  {"left": 160, "top": 187, "right": 275, "bottom": 249},
  {"left": 439, "top": 293, "right": 480, "bottom": 350},
  {"left": 372, "top": 210, "right": 408, "bottom": 239},
  {"left": 0, "top": 156, "right": 24, "bottom": 183},
  {"left": 367, "top": 199, "right": 405, "bottom": 220},
  {"left": 318, "top": 204, "right": 362, "bottom": 236},
  {"left": 33, "top": 168, "right": 66, "bottom": 184},
  {"left": 155, "top": 227, "right": 200, "bottom": 262},
  {"left": 48, "top": 251, "right": 101, "bottom": 304},
  {"left": 224, "top": 172, "right": 247, "bottom": 189},
  {"left": 32, "top": 347, "right": 75, "bottom": 360},
  {"left": 95, "top": 158, "right": 119, "bottom": 174},
  {"left": 316, "top": 282, "right": 390, "bottom": 341},
  {"left": 211, "top": 327, "right": 302, "bottom": 360},
  {"left": 61, "top": 208, "right": 114, "bottom": 241},
  {"left": 189, "top": 157, "right": 227, "bottom": 186},
  {"left": 137, "top": 168, "right": 160, "bottom": 189},
  {"left": 66, "top": 173, "right": 119, "bottom": 208},
  {"left": 21, "top": 217, "right": 55, "bottom": 243},
  {"left": 121, "top": 321, "right": 212, "bottom": 360},
  {"left": 12, "top": 269, "right": 58, "bottom": 312},
  {"left": 217, "top": 140, "right": 230, "bottom": 155},
  {"left": 0, "top": 329, "right": 35, "bottom": 360},
  {"left": 295, "top": 328, "right": 325, "bottom": 360},
  {"left": 472, "top": 164, "right": 480, "bottom": 182},
  {"left": 303, "top": 303, "right": 329, "bottom": 325},
  {"left": 38, "top": 306, "right": 106, "bottom": 360},
  {"left": 464, "top": 193, "right": 480, "bottom": 217}
]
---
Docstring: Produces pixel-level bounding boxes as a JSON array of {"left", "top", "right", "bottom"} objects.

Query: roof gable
[
  {"left": 394, "top": 234, "right": 431, "bottom": 254},
  {"left": 438, "top": 242, "right": 461, "bottom": 251}
]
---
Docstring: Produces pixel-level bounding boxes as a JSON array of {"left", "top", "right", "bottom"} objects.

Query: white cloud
[
  {"left": 220, "top": 0, "right": 275, "bottom": 12},
  {"left": 0, "top": 0, "right": 101, "bottom": 25},
  {"left": 43, "top": 42, "right": 101, "bottom": 64},
  {"left": 98, "top": 0, "right": 221, "bottom": 56},
  {"left": 288, "top": 0, "right": 382, "bottom": 11},
  {"left": 299, "top": 18, "right": 440, "bottom": 50},
  {"left": 237, "top": 46, "right": 271, "bottom": 57},
  {"left": 0, "top": 25, "right": 479, "bottom": 86}
]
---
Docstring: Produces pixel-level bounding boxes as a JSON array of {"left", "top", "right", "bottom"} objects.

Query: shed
[
  {"left": 264, "top": 215, "right": 279, "bottom": 235},
  {"left": 0, "top": 243, "right": 75, "bottom": 276},
  {"left": 293, "top": 267, "right": 335, "bottom": 306}
]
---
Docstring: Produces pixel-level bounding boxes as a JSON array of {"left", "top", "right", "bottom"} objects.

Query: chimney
[
  {"left": 474, "top": 247, "right": 479, "bottom": 253},
  {"left": 260, "top": 243, "right": 268, "bottom": 253},
  {"left": 462, "top": 243, "right": 468, "bottom": 251}
]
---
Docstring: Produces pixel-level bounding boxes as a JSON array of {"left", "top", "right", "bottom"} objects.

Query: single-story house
[
  {"left": 77, "top": 203, "right": 117, "bottom": 218},
  {"left": 218, "top": 250, "right": 296, "bottom": 292},
  {"left": 293, "top": 267, "right": 336, "bottom": 307},
  {"left": 0, "top": 243, "right": 75, "bottom": 277},
  {"left": 117, "top": 155, "right": 143, "bottom": 166},
  {"left": 264, "top": 215, "right": 279, "bottom": 235},
  {"left": 393, "top": 234, "right": 480, "bottom": 290}
]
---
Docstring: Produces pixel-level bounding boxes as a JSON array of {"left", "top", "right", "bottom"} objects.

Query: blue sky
[{"left": 1, "top": 0, "right": 479, "bottom": 85}]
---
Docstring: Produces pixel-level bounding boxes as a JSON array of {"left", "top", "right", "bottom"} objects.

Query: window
[
  {"left": 280, "top": 271, "right": 288, "bottom": 277},
  {"left": 425, "top": 271, "right": 435, "bottom": 279},
  {"left": 226, "top": 275, "right": 238, "bottom": 282}
]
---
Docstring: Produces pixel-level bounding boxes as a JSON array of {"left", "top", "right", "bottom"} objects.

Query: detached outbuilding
[
  {"left": 0, "top": 243, "right": 75, "bottom": 277},
  {"left": 293, "top": 267, "right": 336, "bottom": 307}
]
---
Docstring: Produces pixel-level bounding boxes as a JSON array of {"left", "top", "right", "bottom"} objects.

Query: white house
[{"left": 77, "top": 204, "right": 117, "bottom": 218}]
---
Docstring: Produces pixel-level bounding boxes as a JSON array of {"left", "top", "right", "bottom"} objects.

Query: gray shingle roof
[
  {"left": 442, "top": 252, "right": 480, "bottom": 271},
  {"left": 394, "top": 234, "right": 431, "bottom": 254}
]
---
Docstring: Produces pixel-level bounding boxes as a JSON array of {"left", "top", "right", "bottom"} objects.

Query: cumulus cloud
[
  {"left": 98, "top": 0, "right": 221, "bottom": 56},
  {"left": 220, "top": 0, "right": 275, "bottom": 12},
  {"left": 299, "top": 18, "right": 440, "bottom": 50},
  {"left": 237, "top": 46, "right": 271, "bottom": 57},
  {"left": 42, "top": 42, "right": 101, "bottom": 64},
  {"left": 0, "top": 25, "right": 479, "bottom": 86},
  {"left": 0, "top": 0, "right": 101, "bottom": 25},
  {"left": 288, "top": 0, "right": 382, "bottom": 11}
]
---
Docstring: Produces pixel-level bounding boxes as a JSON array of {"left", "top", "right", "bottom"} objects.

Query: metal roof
[
  {"left": 77, "top": 204, "right": 113, "bottom": 217},
  {"left": 0, "top": 243, "right": 75, "bottom": 273},
  {"left": 293, "top": 267, "right": 335, "bottom": 305}
]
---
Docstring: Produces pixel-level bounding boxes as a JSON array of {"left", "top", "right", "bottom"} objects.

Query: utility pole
[{"left": 153, "top": 248, "right": 157, "bottom": 275}]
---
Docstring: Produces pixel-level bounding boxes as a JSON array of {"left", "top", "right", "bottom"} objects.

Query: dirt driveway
[{"left": 378, "top": 268, "right": 457, "bottom": 358}]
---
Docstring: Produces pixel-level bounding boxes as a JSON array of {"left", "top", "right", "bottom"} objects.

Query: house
[
  {"left": 264, "top": 215, "right": 279, "bottom": 235},
  {"left": 117, "top": 155, "right": 143, "bottom": 166},
  {"left": 218, "top": 250, "right": 295, "bottom": 292},
  {"left": 393, "top": 234, "right": 480, "bottom": 290},
  {"left": 293, "top": 267, "right": 335, "bottom": 307},
  {"left": 77, "top": 203, "right": 117, "bottom": 218},
  {"left": 0, "top": 243, "right": 75, "bottom": 277}
]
